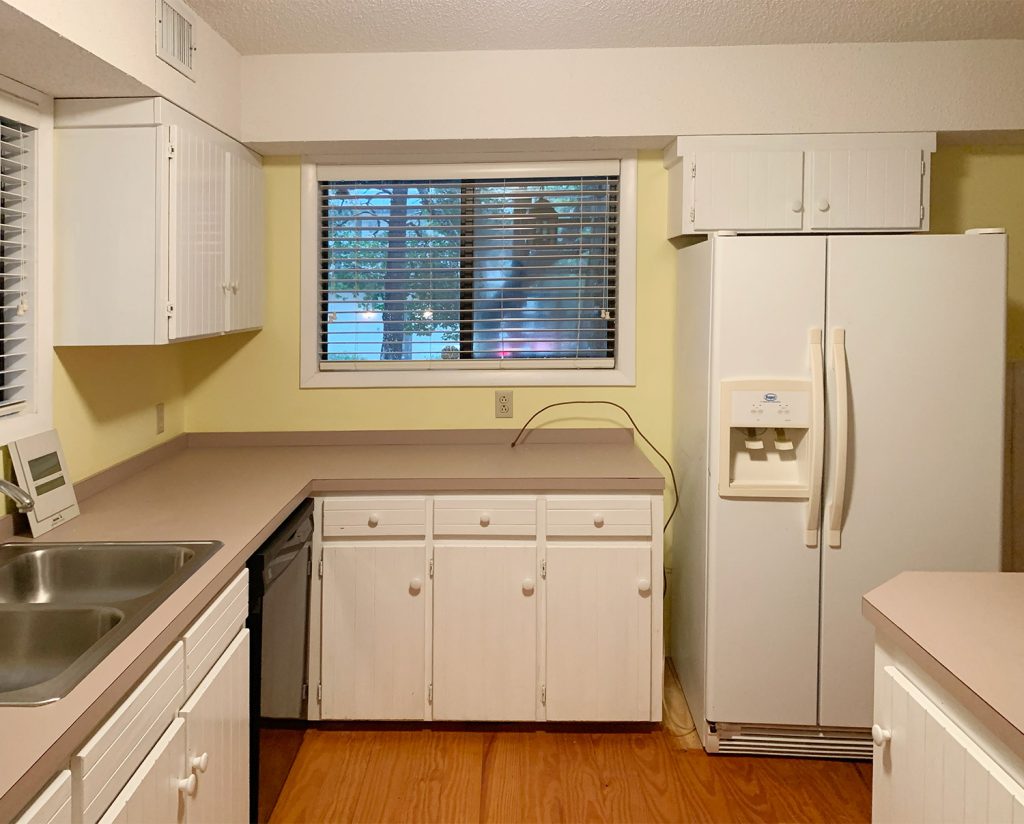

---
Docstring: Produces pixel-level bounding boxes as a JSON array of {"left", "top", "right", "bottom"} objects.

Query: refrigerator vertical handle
[
  {"left": 827, "top": 328, "right": 850, "bottom": 548},
  {"left": 805, "top": 328, "right": 825, "bottom": 547}
]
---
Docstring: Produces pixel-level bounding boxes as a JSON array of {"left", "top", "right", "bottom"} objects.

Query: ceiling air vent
[{"left": 156, "top": 0, "right": 197, "bottom": 80}]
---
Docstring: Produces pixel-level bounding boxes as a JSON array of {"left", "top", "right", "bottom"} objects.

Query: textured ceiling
[{"left": 187, "top": 0, "right": 1024, "bottom": 55}]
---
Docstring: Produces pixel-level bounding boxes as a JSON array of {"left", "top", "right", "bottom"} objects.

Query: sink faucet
[{"left": 0, "top": 479, "right": 34, "bottom": 513}]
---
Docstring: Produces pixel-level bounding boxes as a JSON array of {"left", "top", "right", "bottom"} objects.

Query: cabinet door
[
  {"left": 320, "top": 543, "right": 427, "bottom": 719},
  {"left": 873, "top": 664, "right": 1024, "bottom": 823},
  {"left": 693, "top": 150, "right": 804, "bottom": 232},
  {"left": 810, "top": 148, "right": 923, "bottom": 230},
  {"left": 168, "top": 123, "right": 226, "bottom": 340},
  {"left": 98, "top": 718, "right": 187, "bottom": 824},
  {"left": 226, "top": 147, "right": 264, "bottom": 332},
  {"left": 546, "top": 543, "right": 652, "bottom": 721},
  {"left": 178, "top": 630, "right": 249, "bottom": 824},
  {"left": 432, "top": 543, "right": 537, "bottom": 720}
]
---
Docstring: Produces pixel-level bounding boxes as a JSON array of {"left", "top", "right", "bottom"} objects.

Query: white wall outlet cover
[{"left": 8, "top": 429, "right": 80, "bottom": 536}]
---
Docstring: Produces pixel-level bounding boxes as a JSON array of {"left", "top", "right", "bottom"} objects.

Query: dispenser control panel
[{"left": 728, "top": 387, "right": 811, "bottom": 428}]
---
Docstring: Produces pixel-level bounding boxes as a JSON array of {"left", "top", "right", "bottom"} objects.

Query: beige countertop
[
  {"left": 0, "top": 430, "right": 664, "bottom": 817},
  {"left": 863, "top": 571, "right": 1024, "bottom": 760}
]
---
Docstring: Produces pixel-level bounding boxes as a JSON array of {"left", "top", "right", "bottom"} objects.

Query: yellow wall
[
  {"left": 182, "top": 152, "right": 677, "bottom": 453},
  {"left": 931, "top": 145, "right": 1024, "bottom": 358},
  {"left": 53, "top": 346, "right": 188, "bottom": 480}
]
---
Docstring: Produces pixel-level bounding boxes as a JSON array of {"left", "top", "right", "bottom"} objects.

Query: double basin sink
[{"left": 0, "top": 541, "right": 220, "bottom": 706}]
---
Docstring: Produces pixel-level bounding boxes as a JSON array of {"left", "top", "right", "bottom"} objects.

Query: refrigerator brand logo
[{"left": 763, "top": 393, "right": 779, "bottom": 403}]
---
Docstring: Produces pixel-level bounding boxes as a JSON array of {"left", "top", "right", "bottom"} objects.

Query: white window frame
[
  {"left": 300, "top": 156, "right": 637, "bottom": 388},
  {"left": 0, "top": 77, "right": 53, "bottom": 445}
]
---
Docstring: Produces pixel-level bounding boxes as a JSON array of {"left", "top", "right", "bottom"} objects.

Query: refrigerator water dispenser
[{"left": 719, "top": 379, "right": 813, "bottom": 498}]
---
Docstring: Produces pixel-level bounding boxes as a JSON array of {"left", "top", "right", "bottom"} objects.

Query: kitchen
[{"left": 1, "top": 1, "right": 1024, "bottom": 822}]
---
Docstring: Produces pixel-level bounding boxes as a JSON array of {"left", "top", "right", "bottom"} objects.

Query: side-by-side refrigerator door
[
  {"left": 706, "top": 235, "right": 826, "bottom": 727},
  {"left": 819, "top": 233, "right": 1006, "bottom": 729}
]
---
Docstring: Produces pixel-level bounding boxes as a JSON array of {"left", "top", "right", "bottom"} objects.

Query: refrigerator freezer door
[
  {"left": 706, "top": 235, "right": 826, "bottom": 727},
  {"left": 819, "top": 234, "right": 1006, "bottom": 729}
]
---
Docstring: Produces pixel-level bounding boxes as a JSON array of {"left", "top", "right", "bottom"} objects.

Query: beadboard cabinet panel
[{"left": 320, "top": 543, "right": 427, "bottom": 720}]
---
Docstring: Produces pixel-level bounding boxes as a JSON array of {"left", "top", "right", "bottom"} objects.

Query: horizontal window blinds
[
  {"left": 318, "top": 171, "right": 619, "bottom": 369},
  {"left": 0, "top": 116, "right": 32, "bottom": 416}
]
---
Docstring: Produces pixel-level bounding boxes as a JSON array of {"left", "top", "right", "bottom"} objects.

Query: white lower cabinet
[
  {"left": 98, "top": 719, "right": 187, "bottom": 824},
  {"left": 873, "top": 648, "right": 1024, "bottom": 823},
  {"left": 14, "top": 771, "right": 72, "bottom": 824},
  {"left": 178, "top": 630, "right": 250, "bottom": 824},
  {"left": 320, "top": 543, "right": 427, "bottom": 720},
  {"left": 432, "top": 543, "right": 537, "bottom": 721},
  {"left": 545, "top": 543, "right": 652, "bottom": 721},
  {"left": 315, "top": 494, "right": 663, "bottom": 723}
]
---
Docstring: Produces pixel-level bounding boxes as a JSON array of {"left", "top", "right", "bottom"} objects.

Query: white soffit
[{"left": 188, "top": 0, "right": 1024, "bottom": 56}]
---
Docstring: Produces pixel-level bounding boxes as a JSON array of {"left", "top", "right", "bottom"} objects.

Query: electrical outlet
[
  {"left": 155, "top": 402, "right": 165, "bottom": 434},
  {"left": 495, "top": 390, "right": 513, "bottom": 419}
]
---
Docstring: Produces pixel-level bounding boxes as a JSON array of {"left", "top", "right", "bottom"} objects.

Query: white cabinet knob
[
  {"left": 367, "top": 514, "right": 379, "bottom": 528},
  {"left": 480, "top": 513, "right": 491, "bottom": 527},
  {"left": 409, "top": 577, "right": 423, "bottom": 594},
  {"left": 190, "top": 752, "right": 209, "bottom": 773},
  {"left": 871, "top": 724, "right": 892, "bottom": 747},
  {"left": 791, "top": 199, "right": 803, "bottom": 213},
  {"left": 593, "top": 514, "right": 605, "bottom": 528},
  {"left": 178, "top": 774, "right": 197, "bottom": 797},
  {"left": 522, "top": 578, "right": 535, "bottom": 595},
  {"left": 817, "top": 198, "right": 830, "bottom": 213},
  {"left": 638, "top": 578, "right": 652, "bottom": 595},
  {"left": 231, "top": 282, "right": 239, "bottom": 294}
]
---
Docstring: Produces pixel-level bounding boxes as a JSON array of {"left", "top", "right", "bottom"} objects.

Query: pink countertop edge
[
  {"left": 862, "top": 570, "right": 1024, "bottom": 761},
  {"left": 0, "top": 433, "right": 665, "bottom": 818}
]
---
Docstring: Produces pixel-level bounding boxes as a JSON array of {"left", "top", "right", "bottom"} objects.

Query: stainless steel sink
[
  {"left": 0, "top": 544, "right": 198, "bottom": 604},
  {"left": 0, "top": 541, "right": 221, "bottom": 705},
  {"left": 0, "top": 606, "right": 123, "bottom": 695}
]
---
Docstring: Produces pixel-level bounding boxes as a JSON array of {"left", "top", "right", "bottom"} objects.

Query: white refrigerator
[{"left": 671, "top": 232, "right": 1006, "bottom": 759}]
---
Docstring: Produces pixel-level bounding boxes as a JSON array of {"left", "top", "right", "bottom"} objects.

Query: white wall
[
  {"left": 241, "top": 40, "right": 1024, "bottom": 152},
  {"left": 2, "top": 0, "right": 242, "bottom": 137}
]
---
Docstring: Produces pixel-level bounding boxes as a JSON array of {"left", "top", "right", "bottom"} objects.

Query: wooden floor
[{"left": 268, "top": 726, "right": 872, "bottom": 824}]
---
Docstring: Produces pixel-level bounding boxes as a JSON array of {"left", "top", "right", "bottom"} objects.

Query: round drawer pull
[
  {"left": 522, "top": 578, "right": 535, "bottom": 595},
  {"left": 871, "top": 724, "right": 892, "bottom": 747},
  {"left": 367, "top": 514, "right": 379, "bottom": 528},
  {"left": 817, "top": 198, "right": 830, "bottom": 213},
  {"left": 178, "top": 774, "right": 197, "bottom": 797},
  {"left": 190, "top": 752, "right": 209, "bottom": 773},
  {"left": 791, "top": 199, "right": 803, "bottom": 213},
  {"left": 409, "top": 577, "right": 423, "bottom": 595},
  {"left": 638, "top": 578, "right": 652, "bottom": 595},
  {"left": 480, "top": 513, "right": 491, "bottom": 527},
  {"left": 593, "top": 514, "right": 605, "bottom": 528}
]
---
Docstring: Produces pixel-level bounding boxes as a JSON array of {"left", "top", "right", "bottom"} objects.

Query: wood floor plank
[
  {"left": 272, "top": 728, "right": 872, "bottom": 824},
  {"left": 270, "top": 731, "right": 376, "bottom": 824},
  {"left": 349, "top": 730, "right": 482, "bottom": 824}
]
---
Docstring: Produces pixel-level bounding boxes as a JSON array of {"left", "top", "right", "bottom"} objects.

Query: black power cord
[{"left": 509, "top": 400, "right": 679, "bottom": 530}]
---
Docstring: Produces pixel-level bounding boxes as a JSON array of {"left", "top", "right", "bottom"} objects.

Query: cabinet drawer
[
  {"left": 434, "top": 496, "right": 537, "bottom": 537},
  {"left": 546, "top": 496, "right": 653, "bottom": 538},
  {"left": 72, "top": 643, "right": 185, "bottom": 824},
  {"left": 182, "top": 570, "right": 247, "bottom": 696},
  {"left": 14, "top": 770, "right": 71, "bottom": 824},
  {"left": 323, "top": 496, "right": 427, "bottom": 538}
]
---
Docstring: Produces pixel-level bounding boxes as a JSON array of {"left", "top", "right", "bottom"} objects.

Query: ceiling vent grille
[{"left": 156, "top": 0, "right": 197, "bottom": 80}]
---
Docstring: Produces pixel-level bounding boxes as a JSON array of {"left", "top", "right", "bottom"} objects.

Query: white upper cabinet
[
  {"left": 692, "top": 150, "right": 804, "bottom": 233},
  {"left": 665, "top": 133, "right": 935, "bottom": 237},
  {"left": 54, "top": 97, "right": 264, "bottom": 345}
]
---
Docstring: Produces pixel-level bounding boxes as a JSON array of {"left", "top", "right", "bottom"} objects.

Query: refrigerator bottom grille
[{"left": 710, "top": 725, "right": 873, "bottom": 761}]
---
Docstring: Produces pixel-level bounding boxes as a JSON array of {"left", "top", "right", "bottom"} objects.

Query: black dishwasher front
[{"left": 246, "top": 499, "right": 314, "bottom": 823}]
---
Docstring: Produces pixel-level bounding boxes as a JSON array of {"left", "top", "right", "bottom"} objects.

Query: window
[
  {"left": 301, "top": 159, "right": 636, "bottom": 387},
  {"left": 0, "top": 114, "right": 34, "bottom": 418},
  {"left": 0, "top": 81, "right": 53, "bottom": 444}
]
